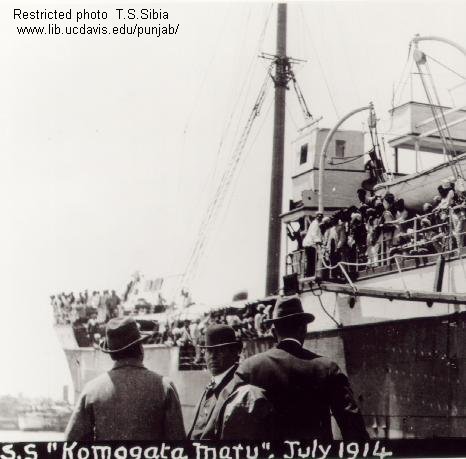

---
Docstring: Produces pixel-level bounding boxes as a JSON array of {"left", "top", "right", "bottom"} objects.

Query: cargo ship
[{"left": 55, "top": 5, "right": 466, "bottom": 438}]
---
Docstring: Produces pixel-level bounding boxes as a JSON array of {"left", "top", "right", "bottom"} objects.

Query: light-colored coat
[{"left": 65, "top": 358, "right": 186, "bottom": 441}]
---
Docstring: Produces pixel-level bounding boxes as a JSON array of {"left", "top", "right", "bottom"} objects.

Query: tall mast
[{"left": 265, "top": 3, "right": 287, "bottom": 296}]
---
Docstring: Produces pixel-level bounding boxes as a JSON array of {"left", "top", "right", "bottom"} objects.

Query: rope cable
[
  {"left": 214, "top": 96, "right": 274, "bottom": 247},
  {"left": 330, "top": 3, "right": 361, "bottom": 106},
  {"left": 309, "top": 281, "right": 343, "bottom": 328},
  {"left": 208, "top": 3, "right": 274, "bottom": 195},
  {"left": 298, "top": 4, "right": 340, "bottom": 118},
  {"left": 393, "top": 46, "right": 413, "bottom": 106},
  {"left": 180, "top": 5, "right": 274, "bottom": 291},
  {"left": 431, "top": 75, "right": 466, "bottom": 180},
  {"left": 181, "top": 68, "right": 273, "bottom": 289},
  {"left": 415, "top": 60, "right": 459, "bottom": 179},
  {"left": 424, "top": 53, "right": 466, "bottom": 80},
  {"left": 286, "top": 101, "right": 300, "bottom": 131},
  {"left": 425, "top": 59, "right": 465, "bottom": 182}
]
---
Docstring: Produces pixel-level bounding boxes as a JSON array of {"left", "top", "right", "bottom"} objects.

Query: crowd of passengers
[
  {"left": 145, "top": 303, "right": 275, "bottom": 364},
  {"left": 148, "top": 303, "right": 274, "bottom": 347},
  {"left": 294, "top": 180, "right": 466, "bottom": 277},
  {"left": 51, "top": 288, "right": 274, "bottom": 352},
  {"left": 51, "top": 290, "right": 121, "bottom": 326}
]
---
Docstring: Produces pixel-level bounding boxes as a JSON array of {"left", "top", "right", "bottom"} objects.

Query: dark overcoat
[
  {"left": 188, "top": 365, "right": 274, "bottom": 440},
  {"left": 235, "top": 339, "right": 369, "bottom": 442},
  {"left": 65, "top": 358, "right": 185, "bottom": 441}
]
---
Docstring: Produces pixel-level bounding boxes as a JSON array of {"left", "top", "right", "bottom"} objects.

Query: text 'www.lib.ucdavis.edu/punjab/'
[{"left": 13, "top": 8, "right": 179, "bottom": 37}]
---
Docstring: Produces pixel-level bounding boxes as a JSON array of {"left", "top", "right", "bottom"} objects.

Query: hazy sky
[{"left": 0, "top": 1, "right": 465, "bottom": 399}]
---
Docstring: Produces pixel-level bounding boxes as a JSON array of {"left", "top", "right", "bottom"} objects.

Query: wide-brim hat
[
  {"left": 264, "top": 295, "right": 315, "bottom": 325},
  {"left": 99, "top": 316, "right": 152, "bottom": 353},
  {"left": 199, "top": 324, "right": 242, "bottom": 349}
]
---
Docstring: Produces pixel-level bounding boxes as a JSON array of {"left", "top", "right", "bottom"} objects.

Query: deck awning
[{"left": 388, "top": 133, "right": 466, "bottom": 154}]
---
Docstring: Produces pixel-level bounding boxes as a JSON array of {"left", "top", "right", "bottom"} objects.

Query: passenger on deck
[
  {"left": 357, "top": 188, "right": 376, "bottom": 208},
  {"left": 89, "top": 291, "right": 98, "bottom": 308},
  {"left": 357, "top": 188, "right": 368, "bottom": 207},
  {"left": 323, "top": 217, "right": 338, "bottom": 278},
  {"left": 172, "top": 321, "right": 183, "bottom": 342},
  {"left": 393, "top": 198, "right": 409, "bottom": 245},
  {"left": 369, "top": 203, "right": 384, "bottom": 266},
  {"left": 263, "top": 303, "right": 273, "bottom": 323},
  {"left": 242, "top": 316, "right": 258, "bottom": 339},
  {"left": 348, "top": 212, "right": 367, "bottom": 266},
  {"left": 254, "top": 305, "right": 265, "bottom": 337},
  {"left": 87, "top": 312, "right": 100, "bottom": 344},
  {"left": 319, "top": 217, "right": 334, "bottom": 279},
  {"left": 303, "top": 212, "right": 323, "bottom": 247},
  {"left": 111, "top": 290, "right": 121, "bottom": 317},
  {"left": 436, "top": 183, "right": 455, "bottom": 210},
  {"left": 451, "top": 206, "right": 465, "bottom": 250},
  {"left": 79, "top": 291, "right": 87, "bottom": 306},
  {"left": 416, "top": 217, "right": 444, "bottom": 254},
  {"left": 226, "top": 313, "right": 241, "bottom": 328},
  {"left": 365, "top": 208, "right": 378, "bottom": 266},
  {"left": 380, "top": 196, "right": 396, "bottom": 259},
  {"left": 303, "top": 212, "right": 324, "bottom": 276},
  {"left": 422, "top": 202, "right": 433, "bottom": 216},
  {"left": 177, "top": 320, "right": 193, "bottom": 347},
  {"left": 335, "top": 213, "right": 349, "bottom": 265},
  {"left": 432, "top": 195, "right": 442, "bottom": 218},
  {"left": 383, "top": 192, "right": 396, "bottom": 212},
  {"left": 189, "top": 319, "right": 202, "bottom": 363}
]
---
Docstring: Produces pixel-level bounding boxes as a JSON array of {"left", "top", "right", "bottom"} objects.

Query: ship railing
[
  {"left": 287, "top": 203, "right": 466, "bottom": 281},
  {"left": 368, "top": 204, "right": 465, "bottom": 268},
  {"left": 286, "top": 249, "right": 308, "bottom": 277},
  {"left": 350, "top": 206, "right": 465, "bottom": 273}
]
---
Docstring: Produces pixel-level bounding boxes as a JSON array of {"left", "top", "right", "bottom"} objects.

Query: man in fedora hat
[
  {"left": 65, "top": 316, "right": 185, "bottom": 441},
  {"left": 188, "top": 324, "right": 273, "bottom": 440},
  {"left": 235, "top": 295, "right": 368, "bottom": 442}
]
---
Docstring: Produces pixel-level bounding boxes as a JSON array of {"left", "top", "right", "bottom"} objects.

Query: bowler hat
[
  {"left": 200, "top": 324, "right": 242, "bottom": 349},
  {"left": 99, "top": 316, "right": 151, "bottom": 353},
  {"left": 264, "top": 295, "right": 315, "bottom": 324}
]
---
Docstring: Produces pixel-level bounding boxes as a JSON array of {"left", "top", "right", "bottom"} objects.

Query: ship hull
[
  {"left": 58, "top": 257, "right": 466, "bottom": 438},
  {"left": 61, "top": 311, "right": 465, "bottom": 439},
  {"left": 299, "top": 313, "right": 465, "bottom": 439}
]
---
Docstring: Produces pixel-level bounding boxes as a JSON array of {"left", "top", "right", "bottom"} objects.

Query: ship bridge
[
  {"left": 281, "top": 125, "right": 368, "bottom": 278},
  {"left": 284, "top": 124, "right": 367, "bottom": 216}
]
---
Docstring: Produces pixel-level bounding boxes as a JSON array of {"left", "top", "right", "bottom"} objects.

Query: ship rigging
[
  {"left": 180, "top": 3, "right": 317, "bottom": 298},
  {"left": 55, "top": 3, "right": 466, "bottom": 439}
]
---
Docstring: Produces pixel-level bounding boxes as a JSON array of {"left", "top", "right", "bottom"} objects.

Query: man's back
[
  {"left": 65, "top": 359, "right": 185, "bottom": 441},
  {"left": 236, "top": 340, "right": 368, "bottom": 442}
]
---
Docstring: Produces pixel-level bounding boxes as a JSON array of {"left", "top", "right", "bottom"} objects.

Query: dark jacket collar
[
  {"left": 277, "top": 338, "right": 302, "bottom": 352},
  {"left": 277, "top": 339, "right": 305, "bottom": 359},
  {"left": 112, "top": 357, "right": 145, "bottom": 370},
  {"left": 277, "top": 339, "right": 320, "bottom": 361}
]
